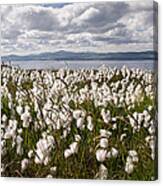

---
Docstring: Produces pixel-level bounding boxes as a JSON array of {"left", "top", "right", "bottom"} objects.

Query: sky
[{"left": 1, "top": 1, "right": 156, "bottom": 55}]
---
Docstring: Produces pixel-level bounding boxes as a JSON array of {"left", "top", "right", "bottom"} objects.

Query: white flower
[
  {"left": 148, "top": 125, "right": 155, "bottom": 134},
  {"left": 44, "top": 156, "right": 50, "bottom": 165},
  {"left": 42, "top": 132, "right": 47, "bottom": 139},
  {"left": 148, "top": 105, "right": 153, "bottom": 111},
  {"left": 1, "top": 114, "right": 7, "bottom": 122},
  {"left": 18, "top": 128, "right": 23, "bottom": 134},
  {"left": 142, "top": 109, "right": 148, "bottom": 115},
  {"left": 111, "top": 147, "right": 118, "bottom": 158},
  {"left": 8, "top": 102, "right": 12, "bottom": 109},
  {"left": 125, "top": 162, "right": 134, "bottom": 174},
  {"left": 73, "top": 110, "right": 85, "bottom": 119},
  {"left": 35, "top": 149, "right": 44, "bottom": 164},
  {"left": 96, "top": 149, "right": 107, "bottom": 162},
  {"left": 129, "top": 117, "right": 136, "bottom": 127},
  {"left": 25, "top": 105, "right": 30, "bottom": 111},
  {"left": 126, "top": 156, "right": 133, "bottom": 164},
  {"left": 21, "top": 110, "right": 32, "bottom": 128},
  {"left": 100, "top": 129, "right": 112, "bottom": 138},
  {"left": 91, "top": 82, "right": 98, "bottom": 90},
  {"left": 47, "top": 135, "right": 55, "bottom": 145},
  {"left": 129, "top": 150, "right": 137, "bottom": 157},
  {"left": 99, "top": 164, "right": 108, "bottom": 179},
  {"left": 125, "top": 150, "right": 139, "bottom": 174},
  {"left": 16, "top": 135, "right": 23, "bottom": 155},
  {"left": 112, "top": 117, "right": 116, "bottom": 121},
  {"left": 151, "top": 152, "right": 155, "bottom": 160},
  {"left": 46, "top": 174, "right": 53, "bottom": 178},
  {"left": 120, "top": 133, "right": 127, "bottom": 141},
  {"left": 149, "top": 139, "right": 155, "bottom": 149},
  {"left": 101, "top": 109, "right": 111, "bottom": 124},
  {"left": 28, "top": 150, "right": 34, "bottom": 158},
  {"left": 69, "top": 142, "right": 78, "bottom": 154},
  {"left": 1, "top": 140, "right": 6, "bottom": 148},
  {"left": 61, "top": 130, "right": 68, "bottom": 139},
  {"left": 16, "top": 105, "right": 23, "bottom": 115},
  {"left": 74, "top": 134, "right": 81, "bottom": 142},
  {"left": 106, "top": 151, "right": 112, "bottom": 158},
  {"left": 16, "top": 145, "right": 23, "bottom": 155},
  {"left": 21, "top": 158, "right": 29, "bottom": 171},
  {"left": 64, "top": 149, "right": 72, "bottom": 159},
  {"left": 145, "top": 136, "right": 151, "bottom": 143},
  {"left": 132, "top": 156, "right": 139, "bottom": 163},
  {"left": 100, "top": 138, "right": 108, "bottom": 148},
  {"left": 35, "top": 137, "right": 54, "bottom": 165},
  {"left": 4, "top": 120, "right": 17, "bottom": 139},
  {"left": 76, "top": 117, "right": 84, "bottom": 129},
  {"left": 34, "top": 156, "right": 41, "bottom": 164},
  {"left": 87, "top": 116, "right": 94, "bottom": 131},
  {"left": 50, "top": 166, "right": 57, "bottom": 173},
  {"left": 112, "top": 123, "right": 117, "bottom": 130}
]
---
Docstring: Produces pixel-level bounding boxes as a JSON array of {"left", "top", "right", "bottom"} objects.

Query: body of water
[{"left": 2, "top": 60, "right": 156, "bottom": 71}]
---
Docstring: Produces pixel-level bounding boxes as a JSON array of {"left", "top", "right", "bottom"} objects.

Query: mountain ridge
[{"left": 1, "top": 50, "right": 157, "bottom": 61}]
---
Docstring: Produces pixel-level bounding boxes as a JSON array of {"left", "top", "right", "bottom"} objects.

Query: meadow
[{"left": 1, "top": 65, "right": 157, "bottom": 180}]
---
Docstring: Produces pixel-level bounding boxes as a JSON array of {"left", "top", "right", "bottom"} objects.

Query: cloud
[
  {"left": 1, "top": 1, "right": 155, "bottom": 55},
  {"left": 74, "top": 7, "right": 100, "bottom": 24}
]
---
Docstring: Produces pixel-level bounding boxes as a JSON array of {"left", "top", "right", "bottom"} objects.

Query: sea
[{"left": 2, "top": 60, "right": 156, "bottom": 71}]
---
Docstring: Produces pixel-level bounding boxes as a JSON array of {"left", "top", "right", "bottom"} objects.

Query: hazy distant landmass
[{"left": 1, "top": 50, "right": 157, "bottom": 61}]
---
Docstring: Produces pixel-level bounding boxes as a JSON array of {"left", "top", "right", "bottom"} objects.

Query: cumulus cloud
[{"left": 1, "top": 1, "right": 155, "bottom": 55}]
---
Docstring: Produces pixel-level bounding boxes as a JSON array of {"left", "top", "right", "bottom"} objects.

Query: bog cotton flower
[
  {"left": 16, "top": 135, "right": 23, "bottom": 155},
  {"left": 120, "top": 133, "right": 127, "bottom": 141},
  {"left": 129, "top": 150, "right": 137, "bottom": 157},
  {"left": 28, "top": 150, "right": 34, "bottom": 158},
  {"left": 99, "top": 164, "right": 108, "bottom": 179},
  {"left": 18, "top": 128, "right": 23, "bottom": 134},
  {"left": 4, "top": 120, "right": 17, "bottom": 139},
  {"left": 21, "top": 110, "right": 32, "bottom": 128},
  {"left": 148, "top": 125, "right": 155, "bottom": 134},
  {"left": 46, "top": 174, "right": 53, "bottom": 178},
  {"left": 96, "top": 149, "right": 107, "bottom": 162},
  {"left": 44, "top": 156, "right": 50, "bottom": 165},
  {"left": 100, "top": 129, "right": 112, "bottom": 138},
  {"left": 125, "top": 162, "right": 134, "bottom": 174},
  {"left": 112, "top": 123, "right": 117, "bottom": 130},
  {"left": 1, "top": 114, "right": 7, "bottom": 122},
  {"left": 101, "top": 109, "right": 111, "bottom": 124},
  {"left": 21, "top": 158, "right": 29, "bottom": 171},
  {"left": 69, "top": 142, "right": 78, "bottom": 154},
  {"left": 87, "top": 116, "right": 94, "bottom": 131},
  {"left": 111, "top": 147, "right": 118, "bottom": 158},
  {"left": 50, "top": 166, "right": 57, "bottom": 173},
  {"left": 106, "top": 151, "right": 112, "bottom": 158},
  {"left": 73, "top": 110, "right": 85, "bottom": 119},
  {"left": 148, "top": 105, "right": 153, "bottom": 111},
  {"left": 125, "top": 150, "right": 139, "bottom": 174},
  {"left": 16, "top": 105, "right": 23, "bottom": 115},
  {"left": 76, "top": 117, "right": 84, "bottom": 129},
  {"left": 100, "top": 138, "right": 108, "bottom": 148},
  {"left": 64, "top": 149, "right": 72, "bottom": 159},
  {"left": 35, "top": 136, "right": 55, "bottom": 165},
  {"left": 74, "top": 134, "right": 81, "bottom": 142}
]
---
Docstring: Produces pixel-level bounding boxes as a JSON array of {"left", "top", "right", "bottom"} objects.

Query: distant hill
[{"left": 1, "top": 50, "right": 158, "bottom": 61}]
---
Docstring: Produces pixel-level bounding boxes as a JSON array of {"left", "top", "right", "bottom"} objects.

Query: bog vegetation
[{"left": 1, "top": 65, "right": 157, "bottom": 180}]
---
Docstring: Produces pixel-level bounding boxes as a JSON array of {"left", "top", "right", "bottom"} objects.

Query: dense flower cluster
[
  {"left": 125, "top": 150, "right": 139, "bottom": 174},
  {"left": 1, "top": 65, "right": 157, "bottom": 180}
]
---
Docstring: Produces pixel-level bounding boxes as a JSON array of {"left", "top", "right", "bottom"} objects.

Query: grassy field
[{"left": 1, "top": 65, "right": 157, "bottom": 180}]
